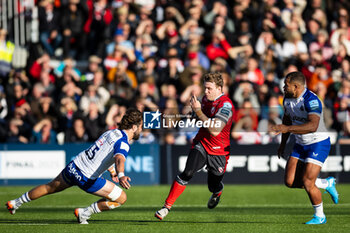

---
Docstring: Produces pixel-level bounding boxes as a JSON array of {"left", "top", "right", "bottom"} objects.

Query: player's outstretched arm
[
  {"left": 115, "top": 154, "right": 131, "bottom": 189},
  {"left": 272, "top": 114, "right": 320, "bottom": 135}
]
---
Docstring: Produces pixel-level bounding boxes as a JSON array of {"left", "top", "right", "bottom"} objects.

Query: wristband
[{"left": 118, "top": 172, "right": 125, "bottom": 178}]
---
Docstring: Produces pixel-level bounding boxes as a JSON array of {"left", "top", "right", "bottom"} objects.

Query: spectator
[
  {"left": 179, "top": 55, "right": 206, "bottom": 91},
  {"left": 233, "top": 81, "right": 260, "bottom": 111},
  {"left": 136, "top": 56, "right": 159, "bottom": 84},
  {"left": 231, "top": 116, "right": 261, "bottom": 144},
  {"left": 255, "top": 31, "right": 282, "bottom": 58},
  {"left": 246, "top": 57, "right": 264, "bottom": 85},
  {"left": 307, "top": 65, "right": 334, "bottom": 93},
  {"left": 84, "top": 102, "right": 105, "bottom": 141},
  {"left": 32, "top": 96, "right": 58, "bottom": 125},
  {"left": 156, "top": 21, "right": 185, "bottom": 59},
  {"left": 107, "top": 60, "right": 137, "bottom": 101},
  {"left": 81, "top": 55, "right": 102, "bottom": 83},
  {"left": 38, "top": 69, "right": 56, "bottom": 96},
  {"left": 158, "top": 48, "right": 184, "bottom": 88},
  {"left": 303, "top": 19, "right": 321, "bottom": 45},
  {"left": 0, "top": 85, "right": 8, "bottom": 124},
  {"left": 204, "top": 2, "right": 235, "bottom": 35},
  {"left": 0, "top": 29, "right": 15, "bottom": 81},
  {"left": 7, "top": 103, "right": 35, "bottom": 142},
  {"left": 85, "top": 0, "right": 112, "bottom": 57},
  {"left": 7, "top": 119, "right": 29, "bottom": 144},
  {"left": 337, "top": 97, "right": 350, "bottom": 143},
  {"left": 64, "top": 117, "right": 90, "bottom": 143},
  {"left": 309, "top": 29, "right": 333, "bottom": 61},
  {"left": 58, "top": 97, "right": 79, "bottom": 133},
  {"left": 137, "top": 128, "right": 156, "bottom": 144},
  {"left": 38, "top": 0, "right": 62, "bottom": 57},
  {"left": 32, "top": 118, "right": 57, "bottom": 144},
  {"left": 105, "top": 104, "right": 126, "bottom": 129},
  {"left": 29, "top": 53, "right": 55, "bottom": 83},
  {"left": 61, "top": 0, "right": 88, "bottom": 59},
  {"left": 79, "top": 84, "right": 110, "bottom": 115},
  {"left": 282, "top": 30, "right": 308, "bottom": 60},
  {"left": 235, "top": 99, "right": 259, "bottom": 131},
  {"left": 106, "top": 28, "right": 134, "bottom": 56}
]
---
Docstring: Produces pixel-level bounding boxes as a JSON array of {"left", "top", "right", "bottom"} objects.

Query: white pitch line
[
  {"left": 1, "top": 223, "right": 50, "bottom": 225},
  {"left": 25, "top": 203, "right": 350, "bottom": 208}
]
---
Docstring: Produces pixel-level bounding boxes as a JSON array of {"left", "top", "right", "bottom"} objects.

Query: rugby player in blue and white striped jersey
[{"left": 271, "top": 71, "right": 339, "bottom": 225}]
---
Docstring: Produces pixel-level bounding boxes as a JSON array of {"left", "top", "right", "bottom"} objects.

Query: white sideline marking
[
  {"left": 30, "top": 203, "right": 350, "bottom": 208},
  {"left": 2, "top": 223, "right": 50, "bottom": 225}
]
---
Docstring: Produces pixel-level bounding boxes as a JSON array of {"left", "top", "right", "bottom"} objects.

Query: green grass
[{"left": 0, "top": 184, "right": 349, "bottom": 232}]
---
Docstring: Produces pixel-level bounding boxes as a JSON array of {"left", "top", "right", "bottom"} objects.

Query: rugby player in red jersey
[{"left": 155, "top": 72, "right": 234, "bottom": 220}]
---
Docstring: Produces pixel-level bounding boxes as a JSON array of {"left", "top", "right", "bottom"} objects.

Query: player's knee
[
  {"left": 179, "top": 170, "right": 194, "bottom": 181},
  {"left": 116, "top": 191, "right": 127, "bottom": 205},
  {"left": 302, "top": 177, "right": 314, "bottom": 191}
]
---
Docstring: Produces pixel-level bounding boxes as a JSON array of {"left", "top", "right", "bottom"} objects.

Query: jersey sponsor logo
[
  {"left": 68, "top": 163, "right": 82, "bottom": 181},
  {"left": 107, "top": 130, "right": 120, "bottom": 145},
  {"left": 313, "top": 152, "right": 319, "bottom": 157},
  {"left": 218, "top": 167, "right": 224, "bottom": 173},
  {"left": 143, "top": 110, "right": 161, "bottom": 129},
  {"left": 292, "top": 116, "right": 307, "bottom": 122},
  {"left": 120, "top": 141, "right": 130, "bottom": 152},
  {"left": 98, "top": 139, "right": 104, "bottom": 146},
  {"left": 309, "top": 100, "right": 319, "bottom": 110},
  {"left": 223, "top": 102, "right": 232, "bottom": 109},
  {"left": 219, "top": 108, "right": 231, "bottom": 117}
]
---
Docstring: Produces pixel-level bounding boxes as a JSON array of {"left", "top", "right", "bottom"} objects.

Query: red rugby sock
[{"left": 164, "top": 180, "right": 186, "bottom": 209}]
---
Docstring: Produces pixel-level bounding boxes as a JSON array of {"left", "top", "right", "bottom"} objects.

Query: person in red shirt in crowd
[
  {"left": 29, "top": 53, "right": 55, "bottom": 83},
  {"left": 155, "top": 72, "right": 234, "bottom": 220}
]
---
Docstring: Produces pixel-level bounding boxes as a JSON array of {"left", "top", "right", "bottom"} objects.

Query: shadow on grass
[
  {"left": 3, "top": 206, "right": 348, "bottom": 216},
  {"left": 116, "top": 206, "right": 349, "bottom": 216}
]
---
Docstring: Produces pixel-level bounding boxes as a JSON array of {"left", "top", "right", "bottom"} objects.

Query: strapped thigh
[{"left": 107, "top": 185, "right": 123, "bottom": 201}]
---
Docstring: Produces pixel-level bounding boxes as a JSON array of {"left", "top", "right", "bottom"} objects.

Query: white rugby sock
[
  {"left": 85, "top": 202, "right": 101, "bottom": 215},
  {"left": 15, "top": 192, "right": 31, "bottom": 206},
  {"left": 313, "top": 202, "right": 325, "bottom": 218},
  {"left": 315, "top": 178, "right": 328, "bottom": 189}
]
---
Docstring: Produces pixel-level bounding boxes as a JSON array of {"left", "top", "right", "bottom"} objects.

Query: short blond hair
[{"left": 203, "top": 72, "right": 223, "bottom": 88}]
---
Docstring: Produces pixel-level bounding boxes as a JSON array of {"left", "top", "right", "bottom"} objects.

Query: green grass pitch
[{"left": 0, "top": 184, "right": 349, "bottom": 233}]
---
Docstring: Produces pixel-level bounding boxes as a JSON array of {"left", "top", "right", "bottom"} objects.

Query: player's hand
[
  {"left": 110, "top": 173, "right": 119, "bottom": 183},
  {"left": 270, "top": 124, "right": 289, "bottom": 135},
  {"left": 190, "top": 95, "right": 201, "bottom": 112},
  {"left": 119, "top": 176, "right": 131, "bottom": 189},
  {"left": 277, "top": 145, "right": 285, "bottom": 159}
]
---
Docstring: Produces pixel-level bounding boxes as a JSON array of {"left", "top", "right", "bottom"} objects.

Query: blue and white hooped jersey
[
  {"left": 73, "top": 129, "right": 130, "bottom": 179},
  {"left": 283, "top": 88, "right": 329, "bottom": 145}
]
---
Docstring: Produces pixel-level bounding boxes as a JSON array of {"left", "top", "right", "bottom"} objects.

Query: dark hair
[
  {"left": 203, "top": 72, "right": 223, "bottom": 88},
  {"left": 119, "top": 108, "right": 143, "bottom": 130},
  {"left": 286, "top": 71, "right": 305, "bottom": 85}
]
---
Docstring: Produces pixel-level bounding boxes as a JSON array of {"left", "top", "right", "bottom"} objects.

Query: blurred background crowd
[{"left": 0, "top": 0, "right": 349, "bottom": 145}]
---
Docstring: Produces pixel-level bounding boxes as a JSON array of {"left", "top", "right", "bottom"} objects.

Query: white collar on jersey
[
  {"left": 296, "top": 88, "right": 307, "bottom": 100},
  {"left": 212, "top": 93, "right": 224, "bottom": 102}
]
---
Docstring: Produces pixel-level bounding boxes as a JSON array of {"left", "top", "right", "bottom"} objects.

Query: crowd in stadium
[{"left": 0, "top": 0, "right": 349, "bottom": 145}]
